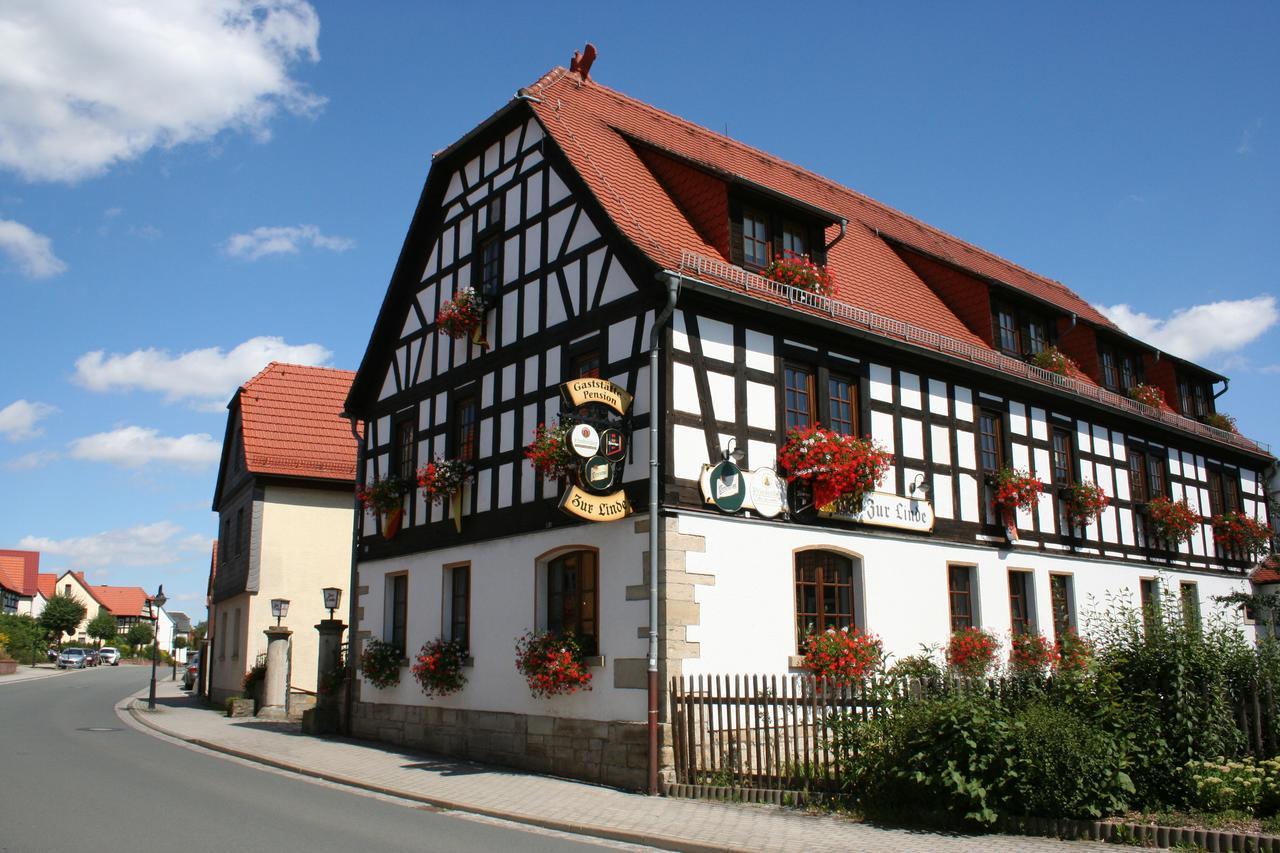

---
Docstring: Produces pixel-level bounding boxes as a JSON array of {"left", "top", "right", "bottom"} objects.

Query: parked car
[
  {"left": 98, "top": 647, "right": 120, "bottom": 666},
  {"left": 84, "top": 649, "right": 99, "bottom": 667},
  {"left": 47, "top": 646, "right": 58, "bottom": 662},
  {"left": 57, "top": 648, "right": 87, "bottom": 669},
  {"left": 182, "top": 651, "right": 200, "bottom": 690}
]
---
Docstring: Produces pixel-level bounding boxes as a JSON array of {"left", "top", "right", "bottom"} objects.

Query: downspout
[
  {"left": 823, "top": 218, "right": 848, "bottom": 253},
  {"left": 648, "top": 271, "right": 681, "bottom": 796},
  {"left": 342, "top": 415, "right": 366, "bottom": 736},
  {"left": 1214, "top": 378, "right": 1231, "bottom": 400}
]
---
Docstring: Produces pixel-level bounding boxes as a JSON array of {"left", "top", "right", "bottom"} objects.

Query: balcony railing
[{"left": 679, "top": 251, "right": 1271, "bottom": 457}]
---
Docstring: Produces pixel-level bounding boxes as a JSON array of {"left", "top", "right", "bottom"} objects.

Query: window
[
  {"left": 64, "top": 583, "right": 71, "bottom": 597},
  {"left": 948, "top": 565, "right": 976, "bottom": 632},
  {"left": 235, "top": 508, "right": 244, "bottom": 557},
  {"left": 445, "top": 564, "right": 470, "bottom": 653},
  {"left": 1119, "top": 354, "right": 1142, "bottom": 393},
  {"left": 1051, "top": 429, "right": 1073, "bottom": 485},
  {"left": 572, "top": 350, "right": 601, "bottom": 379},
  {"left": 993, "top": 300, "right": 1053, "bottom": 357},
  {"left": 1146, "top": 453, "right": 1167, "bottom": 499},
  {"left": 1177, "top": 375, "right": 1211, "bottom": 419},
  {"left": 477, "top": 236, "right": 502, "bottom": 299},
  {"left": 394, "top": 416, "right": 416, "bottom": 483},
  {"left": 1128, "top": 447, "right": 1148, "bottom": 503},
  {"left": 1224, "top": 472, "right": 1242, "bottom": 513},
  {"left": 2, "top": 589, "right": 17, "bottom": 613},
  {"left": 1180, "top": 581, "right": 1201, "bottom": 631},
  {"left": 1050, "top": 574, "right": 1075, "bottom": 640},
  {"left": 1207, "top": 468, "right": 1225, "bottom": 516},
  {"left": 1008, "top": 570, "right": 1033, "bottom": 635},
  {"left": 780, "top": 220, "right": 808, "bottom": 257},
  {"left": 1025, "top": 318, "right": 1048, "bottom": 356},
  {"left": 783, "top": 365, "right": 815, "bottom": 431},
  {"left": 794, "top": 551, "right": 858, "bottom": 647},
  {"left": 546, "top": 550, "right": 598, "bottom": 656},
  {"left": 1100, "top": 349, "right": 1119, "bottom": 391},
  {"left": 232, "top": 608, "right": 242, "bottom": 660},
  {"left": 828, "top": 374, "right": 856, "bottom": 435},
  {"left": 742, "top": 207, "right": 769, "bottom": 267},
  {"left": 386, "top": 573, "right": 408, "bottom": 654},
  {"left": 995, "top": 307, "right": 1020, "bottom": 355},
  {"left": 978, "top": 411, "right": 1004, "bottom": 472},
  {"left": 453, "top": 395, "right": 478, "bottom": 462},
  {"left": 1139, "top": 578, "right": 1159, "bottom": 631}
]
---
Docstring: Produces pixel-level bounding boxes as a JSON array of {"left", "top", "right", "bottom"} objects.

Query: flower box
[
  {"left": 1146, "top": 496, "right": 1199, "bottom": 545},
  {"left": 524, "top": 421, "right": 573, "bottom": 480},
  {"left": 1127, "top": 383, "right": 1165, "bottom": 410},
  {"left": 1061, "top": 481, "right": 1109, "bottom": 528},
  {"left": 356, "top": 476, "right": 410, "bottom": 539},
  {"left": 436, "top": 286, "right": 487, "bottom": 344},
  {"left": 1030, "top": 346, "right": 1078, "bottom": 377},
  {"left": 514, "top": 630, "right": 592, "bottom": 697},
  {"left": 777, "top": 425, "right": 892, "bottom": 513},
  {"left": 946, "top": 627, "right": 997, "bottom": 679},
  {"left": 360, "top": 639, "right": 402, "bottom": 690},
  {"left": 762, "top": 251, "right": 833, "bottom": 296},
  {"left": 1203, "top": 412, "right": 1238, "bottom": 434},
  {"left": 993, "top": 468, "right": 1043, "bottom": 512},
  {"left": 1008, "top": 632, "right": 1054, "bottom": 678},
  {"left": 411, "top": 637, "right": 468, "bottom": 697},
  {"left": 418, "top": 458, "right": 471, "bottom": 504},
  {"left": 798, "top": 626, "right": 883, "bottom": 682},
  {"left": 1211, "top": 512, "right": 1272, "bottom": 555}
]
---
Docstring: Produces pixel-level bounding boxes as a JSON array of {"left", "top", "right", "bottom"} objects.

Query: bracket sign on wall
[
  {"left": 558, "top": 378, "right": 633, "bottom": 522},
  {"left": 698, "top": 459, "right": 787, "bottom": 519}
]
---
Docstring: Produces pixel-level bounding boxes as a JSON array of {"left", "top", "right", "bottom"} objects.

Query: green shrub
[{"left": 1007, "top": 701, "right": 1133, "bottom": 818}]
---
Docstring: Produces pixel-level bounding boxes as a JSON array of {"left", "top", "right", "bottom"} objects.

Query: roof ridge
[{"left": 571, "top": 72, "right": 1094, "bottom": 309}]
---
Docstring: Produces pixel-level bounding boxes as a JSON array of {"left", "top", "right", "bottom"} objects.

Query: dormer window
[
  {"left": 742, "top": 207, "right": 769, "bottom": 267},
  {"left": 1097, "top": 341, "right": 1144, "bottom": 393},
  {"left": 992, "top": 299, "right": 1052, "bottom": 358},
  {"left": 1176, "top": 374, "right": 1212, "bottom": 419},
  {"left": 730, "top": 196, "right": 827, "bottom": 271},
  {"left": 780, "top": 221, "right": 808, "bottom": 257}
]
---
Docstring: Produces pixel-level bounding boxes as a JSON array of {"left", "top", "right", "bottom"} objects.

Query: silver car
[
  {"left": 98, "top": 647, "right": 120, "bottom": 666},
  {"left": 57, "top": 648, "right": 87, "bottom": 669}
]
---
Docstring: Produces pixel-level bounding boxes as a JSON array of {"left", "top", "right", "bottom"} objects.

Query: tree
[
  {"left": 126, "top": 621, "right": 154, "bottom": 648},
  {"left": 87, "top": 609, "right": 118, "bottom": 647},
  {"left": 40, "top": 594, "right": 87, "bottom": 649},
  {"left": 192, "top": 621, "right": 207, "bottom": 645},
  {"left": 0, "top": 614, "right": 46, "bottom": 663},
  {"left": 172, "top": 635, "right": 188, "bottom": 650}
]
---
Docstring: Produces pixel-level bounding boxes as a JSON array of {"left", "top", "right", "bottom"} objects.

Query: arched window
[
  {"left": 794, "top": 550, "right": 859, "bottom": 648},
  {"left": 544, "top": 550, "right": 598, "bottom": 656}
]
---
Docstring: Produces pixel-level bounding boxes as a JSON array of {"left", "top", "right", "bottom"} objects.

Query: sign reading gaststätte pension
[{"left": 559, "top": 377, "right": 633, "bottom": 416}]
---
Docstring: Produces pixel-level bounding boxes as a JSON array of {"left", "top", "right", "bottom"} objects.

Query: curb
[{"left": 125, "top": 699, "right": 728, "bottom": 853}]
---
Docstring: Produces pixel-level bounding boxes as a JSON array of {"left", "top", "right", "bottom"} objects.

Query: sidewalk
[
  {"left": 123, "top": 680, "right": 1116, "bottom": 853},
  {"left": 0, "top": 663, "right": 74, "bottom": 684}
]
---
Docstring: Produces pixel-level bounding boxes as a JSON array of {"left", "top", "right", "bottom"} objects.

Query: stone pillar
[
  {"left": 304, "top": 620, "right": 346, "bottom": 735},
  {"left": 258, "top": 626, "right": 292, "bottom": 719}
]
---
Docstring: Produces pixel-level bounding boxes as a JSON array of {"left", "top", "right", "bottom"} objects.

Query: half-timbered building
[{"left": 343, "top": 60, "right": 1277, "bottom": 790}]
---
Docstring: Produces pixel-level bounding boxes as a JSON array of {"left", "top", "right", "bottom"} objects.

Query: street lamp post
[
  {"left": 147, "top": 584, "right": 166, "bottom": 711},
  {"left": 271, "top": 598, "right": 289, "bottom": 627},
  {"left": 322, "top": 587, "right": 341, "bottom": 621}
]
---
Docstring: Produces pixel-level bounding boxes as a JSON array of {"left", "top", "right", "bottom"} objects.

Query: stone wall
[{"left": 350, "top": 699, "right": 659, "bottom": 791}]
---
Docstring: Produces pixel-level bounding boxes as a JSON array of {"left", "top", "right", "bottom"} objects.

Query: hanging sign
[
  {"left": 817, "top": 491, "right": 935, "bottom": 533},
  {"left": 600, "top": 427, "right": 627, "bottom": 461},
  {"left": 569, "top": 423, "right": 600, "bottom": 457},
  {"left": 580, "top": 455, "right": 617, "bottom": 491},
  {"left": 559, "top": 484, "right": 632, "bottom": 522},
  {"left": 560, "top": 378, "right": 633, "bottom": 416},
  {"left": 699, "top": 463, "right": 788, "bottom": 518}
]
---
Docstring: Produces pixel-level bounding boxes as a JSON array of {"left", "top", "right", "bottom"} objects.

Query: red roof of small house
[
  {"left": 1252, "top": 556, "right": 1280, "bottom": 585},
  {"left": 237, "top": 363, "right": 360, "bottom": 481},
  {"left": 0, "top": 549, "right": 38, "bottom": 596},
  {"left": 90, "top": 585, "right": 150, "bottom": 618},
  {"left": 36, "top": 572, "right": 57, "bottom": 599}
]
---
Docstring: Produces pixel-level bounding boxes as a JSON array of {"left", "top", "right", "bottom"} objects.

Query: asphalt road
[{"left": 0, "top": 666, "right": 640, "bottom": 853}]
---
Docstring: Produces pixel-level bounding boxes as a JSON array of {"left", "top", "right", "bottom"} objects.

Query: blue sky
[{"left": 1, "top": 2, "right": 1276, "bottom": 614}]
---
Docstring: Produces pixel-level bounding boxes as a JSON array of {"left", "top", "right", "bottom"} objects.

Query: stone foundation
[{"left": 350, "top": 701, "right": 663, "bottom": 791}]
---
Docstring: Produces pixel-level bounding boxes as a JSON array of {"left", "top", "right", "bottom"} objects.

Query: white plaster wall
[
  {"left": 256, "top": 485, "right": 355, "bottom": 692},
  {"left": 675, "top": 511, "right": 1250, "bottom": 677},
  {"left": 357, "top": 519, "right": 649, "bottom": 722}
]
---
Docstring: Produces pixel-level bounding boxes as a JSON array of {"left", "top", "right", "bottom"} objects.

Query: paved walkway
[
  {"left": 0, "top": 662, "right": 76, "bottom": 684},
  {"left": 122, "top": 680, "right": 1120, "bottom": 852}
]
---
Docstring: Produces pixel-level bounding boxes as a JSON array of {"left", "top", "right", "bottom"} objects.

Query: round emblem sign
[
  {"left": 580, "top": 455, "right": 615, "bottom": 491},
  {"left": 600, "top": 427, "right": 627, "bottom": 462},
  {"left": 706, "top": 460, "right": 745, "bottom": 513},
  {"left": 570, "top": 424, "right": 600, "bottom": 458},
  {"left": 748, "top": 467, "right": 785, "bottom": 519}
]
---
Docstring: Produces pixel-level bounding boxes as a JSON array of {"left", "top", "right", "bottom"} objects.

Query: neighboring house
[
  {"left": 339, "top": 60, "right": 1277, "bottom": 790},
  {"left": 51, "top": 571, "right": 108, "bottom": 645},
  {"left": 207, "top": 362, "right": 358, "bottom": 704},
  {"left": 31, "top": 572, "right": 57, "bottom": 618},
  {"left": 0, "top": 550, "right": 39, "bottom": 615},
  {"left": 168, "top": 611, "right": 193, "bottom": 662},
  {"left": 93, "top": 585, "right": 174, "bottom": 651}
]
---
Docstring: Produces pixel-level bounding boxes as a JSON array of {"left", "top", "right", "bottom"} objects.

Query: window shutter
[{"left": 728, "top": 198, "right": 743, "bottom": 266}]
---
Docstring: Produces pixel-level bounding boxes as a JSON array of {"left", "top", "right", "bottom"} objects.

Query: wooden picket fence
[{"left": 669, "top": 674, "right": 1280, "bottom": 792}]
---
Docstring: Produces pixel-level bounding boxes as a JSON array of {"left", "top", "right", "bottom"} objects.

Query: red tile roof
[
  {"left": 36, "top": 572, "right": 57, "bottom": 599},
  {"left": 0, "top": 549, "right": 38, "bottom": 596},
  {"left": 90, "top": 585, "right": 150, "bottom": 618},
  {"left": 238, "top": 363, "right": 360, "bottom": 482},
  {"left": 1252, "top": 556, "right": 1280, "bottom": 585}
]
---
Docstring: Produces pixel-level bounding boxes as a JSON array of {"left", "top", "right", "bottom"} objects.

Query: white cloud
[
  {"left": 6, "top": 449, "right": 57, "bottom": 470},
  {"left": 0, "top": 218, "right": 66, "bottom": 278},
  {"left": 68, "top": 426, "right": 220, "bottom": 469},
  {"left": 223, "top": 224, "right": 354, "bottom": 260},
  {"left": 73, "top": 335, "right": 332, "bottom": 408},
  {"left": 0, "top": 399, "right": 56, "bottom": 440},
  {"left": 1095, "top": 296, "right": 1278, "bottom": 362},
  {"left": 0, "top": 1, "right": 323, "bottom": 183},
  {"left": 19, "top": 521, "right": 210, "bottom": 568}
]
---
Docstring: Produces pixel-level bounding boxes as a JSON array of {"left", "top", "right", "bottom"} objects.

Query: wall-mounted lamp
[
  {"left": 722, "top": 437, "right": 746, "bottom": 465},
  {"left": 909, "top": 473, "right": 930, "bottom": 499}
]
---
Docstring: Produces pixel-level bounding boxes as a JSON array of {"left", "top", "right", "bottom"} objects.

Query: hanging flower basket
[
  {"left": 1054, "top": 630, "right": 1093, "bottom": 674},
  {"left": 524, "top": 422, "right": 573, "bottom": 480},
  {"left": 1127, "top": 383, "right": 1165, "bottom": 409},
  {"left": 360, "top": 639, "right": 401, "bottom": 690},
  {"left": 1030, "top": 346, "right": 1078, "bottom": 377},
  {"left": 1146, "top": 495, "right": 1199, "bottom": 545},
  {"left": 514, "top": 630, "right": 592, "bottom": 698},
  {"left": 777, "top": 425, "right": 893, "bottom": 512},
  {"left": 1203, "top": 412, "right": 1238, "bottom": 434},
  {"left": 410, "top": 637, "right": 468, "bottom": 697},
  {"left": 1211, "top": 512, "right": 1273, "bottom": 555},
  {"left": 356, "top": 475, "right": 410, "bottom": 539},
  {"left": 946, "top": 627, "right": 997, "bottom": 679},
  {"left": 418, "top": 458, "right": 471, "bottom": 504},
  {"left": 436, "top": 286, "right": 487, "bottom": 343},
  {"left": 992, "top": 467, "right": 1043, "bottom": 512},
  {"left": 1008, "top": 632, "right": 1054, "bottom": 678},
  {"left": 798, "top": 627, "right": 883, "bottom": 682},
  {"left": 762, "top": 251, "right": 833, "bottom": 296},
  {"left": 1061, "top": 481, "right": 1109, "bottom": 527}
]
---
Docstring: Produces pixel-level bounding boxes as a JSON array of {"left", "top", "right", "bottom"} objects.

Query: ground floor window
[
  {"left": 445, "top": 563, "right": 470, "bottom": 653},
  {"left": 1180, "top": 581, "right": 1201, "bottom": 631},
  {"left": 386, "top": 573, "right": 408, "bottom": 654},
  {"left": 546, "top": 550, "right": 598, "bottom": 656},
  {"left": 794, "top": 550, "right": 858, "bottom": 648},
  {"left": 948, "top": 564, "right": 976, "bottom": 632},
  {"left": 1008, "top": 570, "right": 1034, "bottom": 635},
  {"left": 1139, "top": 577, "right": 1159, "bottom": 631},
  {"left": 1049, "top": 574, "right": 1075, "bottom": 640}
]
